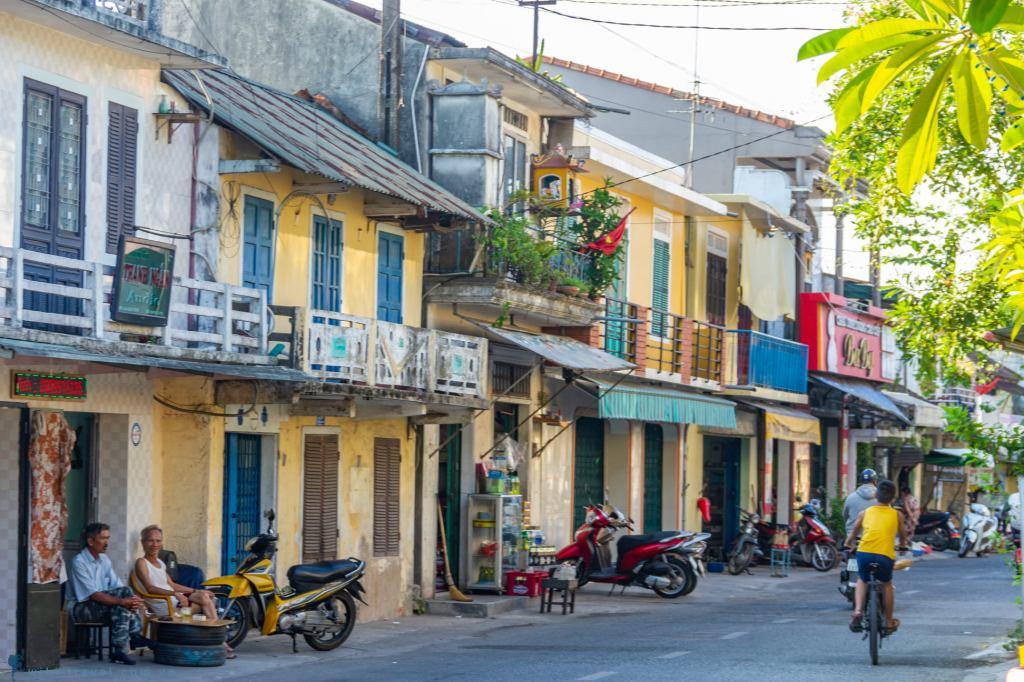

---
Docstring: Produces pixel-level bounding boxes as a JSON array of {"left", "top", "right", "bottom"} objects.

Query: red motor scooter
[
  {"left": 790, "top": 503, "right": 838, "bottom": 571},
  {"left": 555, "top": 504, "right": 708, "bottom": 598}
]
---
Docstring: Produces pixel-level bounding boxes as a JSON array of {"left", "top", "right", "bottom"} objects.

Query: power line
[
  {"left": 540, "top": 5, "right": 831, "bottom": 29},
  {"left": 561, "top": 0, "right": 861, "bottom": 6}
]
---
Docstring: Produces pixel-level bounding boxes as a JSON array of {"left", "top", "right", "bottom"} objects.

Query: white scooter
[{"left": 959, "top": 502, "right": 998, "bottom": 558}]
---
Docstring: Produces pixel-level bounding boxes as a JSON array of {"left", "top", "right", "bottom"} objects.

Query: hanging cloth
[{"left": 29, "top": 411, "right": 76, "bottom": 584}]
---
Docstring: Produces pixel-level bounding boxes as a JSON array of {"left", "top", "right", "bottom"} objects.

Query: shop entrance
[
  {"left": 573, "top": 417, "right": 605, "bottom": 531},
  {"left": 438, "top": 424, "right": 461, "bottom": 585},
  {"left": 222, "top": 433, "right": 262, "bottom": 574},
  {"left": 643, "top": 424, "right": 664, "bottom": 533},
  {"left": 62, "top": 413, "right": 95, "bottom": 556},
  {"left": 704, "top": 436, "right": 741, "bottom": 558}
]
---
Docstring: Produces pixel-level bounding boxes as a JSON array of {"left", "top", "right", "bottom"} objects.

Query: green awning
[
  {"left": 589, "top": 378, "right": 736, "bottom": 428},
  {"left": 925, "top": 448, "right": 994, "bottom": 468}
]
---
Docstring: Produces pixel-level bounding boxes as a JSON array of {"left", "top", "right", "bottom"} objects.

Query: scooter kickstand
[{"left": 289, "top": 633, "right": 298, "bottom": 653}]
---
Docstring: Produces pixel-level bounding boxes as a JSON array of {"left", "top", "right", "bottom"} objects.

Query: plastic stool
[
  {"left": 73, "top": 622, "right": 111, "bottom": 661},
  {"left": 770, "top": 548, "right": 791, "bottom": 578}
]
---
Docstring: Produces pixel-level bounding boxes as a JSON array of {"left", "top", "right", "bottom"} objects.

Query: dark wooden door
[
  {"left": 302, "top": 434, "right": 340, "bottom": 563},
  {"left": 643, "top": 424, "right": 664, "bottom": 533},
  {"left": 573, "top": 417, "right": 605, "bottom": 531}
]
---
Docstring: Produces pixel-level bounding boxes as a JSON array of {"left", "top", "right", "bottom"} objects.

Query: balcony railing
[
  {"left": 300, "top": 310, "right": 487, "bottom": 397},
  {"left": 692, "top": 320, "right": 724, "bottom": 385},
  {"left": 725, "top": 329, "right": 808, "bottom": 394},
  {"left": 601, "top": 297, "right": 639, "bottom": 364},
  {"left": 646, "top": 307, "right": 688, "bottom": 378},
  {"left": 0, "top": 246, "right": 267, "bottom": 355}
]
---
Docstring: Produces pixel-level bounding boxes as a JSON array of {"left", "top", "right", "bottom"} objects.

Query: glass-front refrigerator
[{"left": 467, "top": 494, "right": 522, "bottom": 592}]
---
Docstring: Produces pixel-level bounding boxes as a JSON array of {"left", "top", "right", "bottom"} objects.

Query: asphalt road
[{"left": 238, "top": 553, "right": 1020, "bottom": 682}]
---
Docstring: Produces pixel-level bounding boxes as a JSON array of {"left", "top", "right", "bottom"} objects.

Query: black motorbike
[
  {"left": 911, "top": 510, "right": 958, "bottom": 551},
  {"left": 726, "top": 509, "right": 763, "bottom": 575}
]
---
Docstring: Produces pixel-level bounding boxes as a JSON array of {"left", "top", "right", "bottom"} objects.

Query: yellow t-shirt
[{"left": 858, "top": 505, "right": 899, "bottom": 559}]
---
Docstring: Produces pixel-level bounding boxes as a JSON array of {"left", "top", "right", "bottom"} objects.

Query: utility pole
[
  {"left": 834, "top": 196, "right": 845, "bottom": 296},
  {"left": 380, "top": 0, "right": 402, "bottom": 150},
  {"left": 686, "top": 3, "right": 701, "bottom": 189},
  {"left": 518, "top": 0, "right": 557, "bottom": 69}
]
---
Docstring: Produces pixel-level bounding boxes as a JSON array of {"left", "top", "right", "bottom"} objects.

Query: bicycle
[{"left": 861, "top": 561, "right": 891, "bottom": 665}]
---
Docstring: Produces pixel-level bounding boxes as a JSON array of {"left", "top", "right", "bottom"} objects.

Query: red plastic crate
[{"left": 504, "top": 571, "right": 547, "bottom": 597}]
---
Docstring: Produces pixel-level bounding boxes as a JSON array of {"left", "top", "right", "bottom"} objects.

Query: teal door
[
  {"left": 243, "top": 196, "right": 275, "bottom": 301},
  {"left": 643, "top": 424, "right": 664, "bottom": 533},
  {"left": 222, "top": 434, "right": 262, "bottom": 575},
  {"left": 573, "top": 417, "right": 605, "bottom": 530},
  {"left": 439, "top": 424, "right": 461, "bottom": 583},
  {"left": 377, "top": 232, "right": 403, "bottom": 323}
]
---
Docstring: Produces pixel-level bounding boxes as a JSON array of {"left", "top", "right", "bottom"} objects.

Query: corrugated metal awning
[
  {"left": 162, "top": 69, "right": 483, "bottom": 221},
  {"left": 473, "top": 325, "right": 633, "bottom": 372},
  {"left": 882, "top": 390, "right": 945, "bottom": 429},
  {"left": 587, "top": 378, "right": 736, "bottom": 428},
  {"left": 738, "top": 400, "right": 820, "bottom": 444},
  {"left": 926, "top": 448, "right": 994, "bottom": 468},
  {"left": 812, "top": 374, "right": 910, "bottom": 425},
  {"left": 0, "top": 337, "right": 308, "bottom": 382}
]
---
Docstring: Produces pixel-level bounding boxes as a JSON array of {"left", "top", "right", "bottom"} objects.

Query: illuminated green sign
[{"left": 111, "top": 236, "right": 176, "bottom": 326}]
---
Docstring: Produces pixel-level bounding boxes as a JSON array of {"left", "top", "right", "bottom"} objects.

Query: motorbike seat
[
  {"left": 287, "top": 558, "right": 362, "bottom": 591},
  {"left": 617, "top": 532, "right": 681, "bottom": 556}
]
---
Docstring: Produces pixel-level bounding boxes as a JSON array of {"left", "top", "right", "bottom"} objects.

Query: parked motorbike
[
  {"left": 839, "top": 546, "right": 857, "bottom": 606},
  {"left": 959, "top": 502, "right": 998, "bottom": 558},
  {"left": 204, "top": 510, "right": 367, "bottom": 650},
  {"left": 896, "top": 504, "right": 959, "bottom": 552},
  {"left": 727, "top": 509, "right": 764, "bottom": 575},
  {"left": 555, "top": 504, "right": 709, "bottom": 598},
  {"left": 790, "top": 503, "right": 838, "bottom": 571}
]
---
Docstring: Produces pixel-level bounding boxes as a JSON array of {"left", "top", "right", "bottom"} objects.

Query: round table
[{"left": 152, "top": 616, "right": 232, "bottom": 667}]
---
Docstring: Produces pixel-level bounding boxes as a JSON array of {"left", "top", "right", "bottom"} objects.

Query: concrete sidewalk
[{"left": 15, "top": 550, "right": 969, "bottom": 681}]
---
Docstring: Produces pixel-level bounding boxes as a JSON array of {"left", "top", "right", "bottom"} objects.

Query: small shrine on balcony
[{"left": 530, "top": 144, "right": 587, "bottom": 208}]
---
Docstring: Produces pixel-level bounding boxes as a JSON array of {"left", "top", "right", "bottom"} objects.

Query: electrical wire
[
  {"left": 538, "top": 5, "right": 832, "bottom": 29},
  {"left": 560, "top": 0, "right": 863, "bottom": 6}
]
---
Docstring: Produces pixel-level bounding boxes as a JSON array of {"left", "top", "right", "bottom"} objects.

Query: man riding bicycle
[{"left": 843, "top": 479, "right": 909, "bottom": 633}]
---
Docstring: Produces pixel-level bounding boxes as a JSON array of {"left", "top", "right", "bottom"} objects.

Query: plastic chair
[{"left": 129, "top": 569, "right": 174, "bottom": 638}]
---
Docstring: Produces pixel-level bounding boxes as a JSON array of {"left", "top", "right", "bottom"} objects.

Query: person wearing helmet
[{"left": 843, "top": 469, "right": 878, "bottom": 536}]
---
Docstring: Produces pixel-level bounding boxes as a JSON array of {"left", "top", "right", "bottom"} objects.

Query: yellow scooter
[{"left": 203, "top": 510, "right": 367, "bottom": 651}]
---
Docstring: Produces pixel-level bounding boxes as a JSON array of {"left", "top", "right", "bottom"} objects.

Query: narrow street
[
  {"left": 31, "top": 554, "right": 1018, "bottom": 682},
  {"left": 255, "top": 554, "right": 1017, "bottom": 681}
]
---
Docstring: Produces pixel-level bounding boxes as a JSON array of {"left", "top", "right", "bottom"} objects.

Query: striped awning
[{"left": 588, "top": 378, "right": 736, "bottom": 428}]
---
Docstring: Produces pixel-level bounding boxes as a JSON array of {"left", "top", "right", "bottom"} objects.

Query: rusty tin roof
[{"left": 163, "top": 68, "right": 483, "bottom": 221}]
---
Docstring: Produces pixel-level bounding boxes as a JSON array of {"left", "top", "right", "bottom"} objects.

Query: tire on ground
[
  {"left": 154, "top": 623, "right": 227, "bottom": 646},
  {"left": 154, "top": 642, "right": 226, "bottom": 667}
]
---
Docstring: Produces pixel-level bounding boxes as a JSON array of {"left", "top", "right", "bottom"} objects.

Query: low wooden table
[
  {"left": 540, "top": 578, "right": 578, "bottom": 615},
  {"left": 152, "top": 617, "right": 234, "bottom": 667}
]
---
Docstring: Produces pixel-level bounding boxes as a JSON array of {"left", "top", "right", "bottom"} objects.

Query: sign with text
[
  {"left": 111, "top": 236, "right": 175, "bottom": 326},
  {"left": 799, "top": 292, "right": 893, "bottom": 383},
  {"left": 12, "top": 371, "right": 87, "bottom": 401}
]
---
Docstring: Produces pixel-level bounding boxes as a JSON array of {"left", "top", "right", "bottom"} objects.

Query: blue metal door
[
  {"left": 243, "top": 196, "right": 275, "bottom": 301},
  {"left": 377, "top": 232, "right": 403, "bottom": 323},
  {"left": 222, "top": 434, "right": 262, "bottom": 575}
]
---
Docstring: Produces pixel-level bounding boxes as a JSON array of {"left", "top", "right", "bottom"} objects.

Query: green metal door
[
  {"left": 439, "top": 424, "right": 461, "bottom": 583},
  {"left": 573, "top": 417, "right": 605, "bottom": 530},
  {"left": 643, "top": 423, "right": 664, "bottom": 533}
]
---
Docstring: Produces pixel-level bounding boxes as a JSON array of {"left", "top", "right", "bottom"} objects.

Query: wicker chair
[{"left": 129, "top": 569, "right": 175, "bottom": 639}]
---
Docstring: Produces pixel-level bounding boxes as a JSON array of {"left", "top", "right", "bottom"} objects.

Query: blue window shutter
[{"left": 651, "top": 239, "right": 670, "bottom": 335}]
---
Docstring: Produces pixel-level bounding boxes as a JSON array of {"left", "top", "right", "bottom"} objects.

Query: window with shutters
[
  {"left": 21, "top": 79, "right": 86, "bottom": 244},
  {"left": 502, "top": 134, "right": 527, "bottom": 208},
  {"left": 302, "top": 434, "right": 340, "bottom": 564},
  {"left": 651, "top": 210, "right": 672, "bottom": 337},
  {"left": 311, "top": 215, "right": 343, "bottom": 312},
  {"left": 705, "top": 229, "right": 729, "bottom": 327},
  {"left": 105, "top": 102, "right": 138, "bottom": 254},
  {"left": 373, "top": 437, "right": 401, "bottom": 557}
]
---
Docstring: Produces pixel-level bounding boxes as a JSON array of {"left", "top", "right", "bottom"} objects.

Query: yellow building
[{"left": 162, "top": 68, "right": 490, "bottom": 621}]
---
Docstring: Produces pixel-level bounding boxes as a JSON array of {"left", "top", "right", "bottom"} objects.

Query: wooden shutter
[
  {"left": 105, "top": 102, "right": 138, "bottom": 254},
  {"left": 302, "top": 434, "right": 339, "bottom": 564},
  {"left": 705, "top": 253, "right": 727, "bottom": 326},
  {"left": 373, "top": 437, "right": 401, "bottom": 557}
]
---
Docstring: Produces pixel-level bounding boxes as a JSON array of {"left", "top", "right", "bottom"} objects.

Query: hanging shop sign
[
  {"left": 12, "top": 371, "right": 87, "bottom": 401},
  {"left": 799, "top": 292, "right": 894, "bottom": 383},
  {"left": 111, "top": 236, "right": 176, "bottom": 326}
]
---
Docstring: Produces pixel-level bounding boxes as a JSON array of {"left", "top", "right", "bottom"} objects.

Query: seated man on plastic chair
[{"left": 67, "top": 523, "right": 156, "bottom": 665}]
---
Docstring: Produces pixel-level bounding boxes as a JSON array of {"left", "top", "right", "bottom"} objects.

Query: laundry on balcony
[{"left": 584, "top": 377, "right": 736, "bottom": 429}]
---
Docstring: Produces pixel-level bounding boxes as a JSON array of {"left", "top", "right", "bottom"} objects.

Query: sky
[{"left": 364, "top": 0, "right": 851, "bottom": 123}]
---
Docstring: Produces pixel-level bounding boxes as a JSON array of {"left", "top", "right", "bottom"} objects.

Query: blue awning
[
  {"left": 812, "top": 374, "right": 910, "bottom": 425},
  {"left": 588, "top": 378, "right": 736, "bottom": 428}
]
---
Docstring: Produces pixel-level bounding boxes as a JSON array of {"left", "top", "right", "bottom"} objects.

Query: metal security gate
[
  {"left": 573, "top": 417, "right": 605, "bottom": 531},
  {"left": 643, "top": 424, "right": 664, "bottom": 533},
  {"left": 222, "top": 434, "right": 262, "bottom": 575}
]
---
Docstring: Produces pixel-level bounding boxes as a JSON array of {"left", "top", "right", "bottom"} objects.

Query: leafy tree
[{"left": 800, "top": 0, "right": 1024, "bottom": 385}]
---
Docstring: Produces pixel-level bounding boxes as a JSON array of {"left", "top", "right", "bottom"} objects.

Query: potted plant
[{"left": 557, "top": 275, "right": 585, "bottom": 297}]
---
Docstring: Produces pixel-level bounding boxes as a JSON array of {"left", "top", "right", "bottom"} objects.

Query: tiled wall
[{"left": 0, "top": 407, "right": 21, "bottom": 666}]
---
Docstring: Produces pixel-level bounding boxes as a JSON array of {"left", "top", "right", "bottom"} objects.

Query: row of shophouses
[{"left": 0, "top": 0, "right": 1016, "bottom": 667}]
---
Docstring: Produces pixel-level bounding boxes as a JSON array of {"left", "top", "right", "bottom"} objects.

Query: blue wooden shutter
[
  {"left": 377, "top": 232, "right": 403, "bottom": 323},
  {"left": 312, "top": 216, "right": 342, "bottom": 312},
  {"left": 243, "top": 196, "right": 275, "bottom": 301}
]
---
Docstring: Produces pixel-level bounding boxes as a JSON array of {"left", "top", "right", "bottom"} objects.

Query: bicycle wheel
[{"left": 868, "top": 587, "right": 880, "bottom": 666}]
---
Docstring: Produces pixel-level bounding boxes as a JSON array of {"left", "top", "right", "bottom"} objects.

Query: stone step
[{"left": 424, "top": 595, "right": 529, "bottom": 618}]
